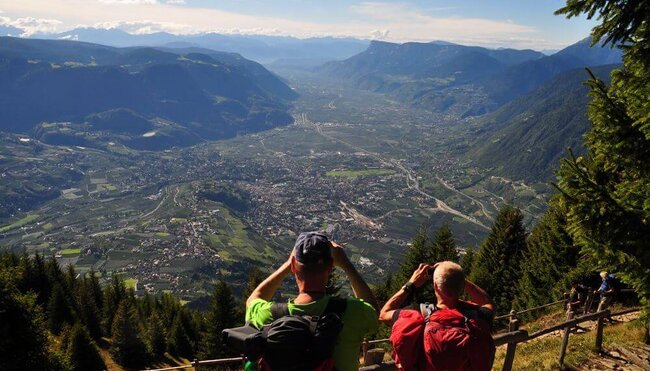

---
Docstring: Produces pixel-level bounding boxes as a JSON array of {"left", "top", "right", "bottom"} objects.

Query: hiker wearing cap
[
  {"left": 245, "top": 232, "right": 379, "bottom": 371},
  {"left": 379, "top": 262, "right": 495, "bottom": 371},
  {"left": 595, "top": 271, "right": 616, "bottom": 313}
]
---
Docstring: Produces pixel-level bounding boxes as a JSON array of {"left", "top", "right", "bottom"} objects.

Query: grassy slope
[{"left": 493, "top": 316, "right": 645, "bottom": 370}]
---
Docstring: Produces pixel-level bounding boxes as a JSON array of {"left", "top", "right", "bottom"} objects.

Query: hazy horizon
[{"left": 1, "top": 0, "right": 595, "bottom": 50}]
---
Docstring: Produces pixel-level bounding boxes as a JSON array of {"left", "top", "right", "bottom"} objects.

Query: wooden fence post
[
  {"left": 595, "top": 310, "right": 608, "bottom": 353},
  {"left": 558, "top": 311, "right": 574, "bottom": 368},
  {"left": 583, "top": 292, "right": 594, "bottom": 315},
  {"left": 192, "top": 358, "right": 200, "bottom": 370},
  {"left": 362, "top": 337, "right": 369, "bottom": 362},
  {"left": 502, "top": 310, "right": 519, "bottom": 371}
]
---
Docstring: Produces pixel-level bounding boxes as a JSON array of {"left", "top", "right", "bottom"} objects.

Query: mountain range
[
  {"left": 14, "top": 27, "right": 371, "bottom": 66},
  {"left": 320, "top": 37, "right": 622, "bottom": 118},
  {"left": 0, "top": 37, "right": 297, "bottom": 150}
]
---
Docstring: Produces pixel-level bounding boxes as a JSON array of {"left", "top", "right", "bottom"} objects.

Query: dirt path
[{"left": 576, "top": 343, "right": 650, "bottom": 370}]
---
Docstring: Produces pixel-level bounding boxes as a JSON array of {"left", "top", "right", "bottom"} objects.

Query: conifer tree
[
  {"left": 147, "top": 311, "right": 167, "bottom": 358},
  {"left": 77, "top": 279, "right": 103, "bottom": 340},
  {"left": 555, "top": 0, "right": 650, "bottom": 342},
  {"left": 514, "top": 198, "right": 582, "bottom": 311},
  {"left": 393, "top": 227, "right": 434, "bottom": 303},
  {"left": 461, "top": 248, "right": 476, "bottom": 278},
  {"left": 432, "top": 224, "right": 460, "bottom": 262},
  {"left": 0, "top": 270, "right": 61, "bottom": 370},
  {"left": 66, "top": 323, "right": 106, "bottom": 371},
  {"left": 104, "top": 275, "right": 128, "bottom": 335},
  {"left": 87, "top": 269, "right": 104, "bottom": 311},
  {"left": 372, "top": 272, "right": 393, "bottom": 308},
  {"left": 111, "top": 301, "right": 148, "bottom": 368},
  {"left": 470, "top": 205, "right": 528, "bottom": 315},
  {"left": 168, "top": 314, "right": 194, "bottom": 358},
  {"left": 201, "top": 279, "right": 238, "bottom": 358},
  {"left": 47, "top": 283, "right": 75, "bottom": 335}
]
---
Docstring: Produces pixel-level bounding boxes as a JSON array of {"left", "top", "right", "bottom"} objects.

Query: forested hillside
[
  {"left": 0, "top": 37, "right": 296, "bottom": 150},
  {"left": 0, "top": 252, "right": 246, "bottom": 370},
  {"left": 470, "top": 63, "right": 618, "bottom": 181}
]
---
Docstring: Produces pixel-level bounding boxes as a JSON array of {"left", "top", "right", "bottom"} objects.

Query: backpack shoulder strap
[
  {"left": 323, "top": 297, "right": 347, "bottom": 317},
  {"left": 420, "top": 303, "right": 436, "bottom": 320},
  {"left": 270, "top": 302, "right": 290, "bottom": 320}
]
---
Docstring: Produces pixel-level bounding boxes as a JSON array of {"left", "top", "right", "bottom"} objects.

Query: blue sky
[{"left": 0, "top": 0, "right": 596, "bottom": 49}]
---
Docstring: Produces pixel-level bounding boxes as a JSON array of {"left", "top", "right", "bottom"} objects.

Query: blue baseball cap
[{"left": 293, "top": 232, "right": 333, "bottom": 265}]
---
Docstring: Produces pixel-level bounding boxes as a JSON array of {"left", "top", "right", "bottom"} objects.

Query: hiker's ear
[{"left": 290, "top": 256, "right": 297, "bottom": 273}]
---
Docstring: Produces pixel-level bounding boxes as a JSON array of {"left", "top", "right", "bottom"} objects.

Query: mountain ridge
[{"left": 0, "top": 37, "right": 297, "bottom": 150}]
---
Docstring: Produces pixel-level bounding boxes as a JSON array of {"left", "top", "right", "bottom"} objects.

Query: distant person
[
  {"left": 595, "top": 271, "right": 617, "bottom": 313},
  {"left": 380, "top": 262, "right": 495, "bottom": 371},
  {"left": 565, "top": 280, "right": 590, "bottom": 315},
  {"left": 244, "top": 232, "right": 379, "bottom": 371}
]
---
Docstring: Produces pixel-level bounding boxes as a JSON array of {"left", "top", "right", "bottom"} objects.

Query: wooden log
[
  {"left": 558, "top": 311, "right": 574, "bottom": 368},
  {"left": 502, "top": 312, "right": 520, "bottom": 371},
  {"left": 364, "top": 349, "right": 386, "bottom": 366},
  {"left": 493, "top": 330, "right": 529, "bottom": 347}
]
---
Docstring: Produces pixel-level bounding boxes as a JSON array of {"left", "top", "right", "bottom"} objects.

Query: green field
[
  {"left": 124, "top": 278, "right": 138, "bottom": 289},
  {"left": 155, "top": 232, "right": 171, "bottom": 237},
  {"left": 0, "top": 214, "right": 39, "bottom": 233},
  {"left": 326, "top": 169, "right": 395, "bottom": 177},
  {"left": 60, "top": 248, "right": 81, "bottom": 256}
]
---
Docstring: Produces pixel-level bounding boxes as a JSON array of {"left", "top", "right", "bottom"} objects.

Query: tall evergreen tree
[
  {"left": 555, "top": 0, "right": 650, "bottom": 342},
  {"left": 461, "top": 248, "right": 476, "bottom": 278},
  {"left": 432, "top": 224, "right": 460, "bottom": 262},
  {"left": 147, "top": 311, "right": 167, "bottom": 358},
  {"left": 66, "top": 323, "right": 106, "bottom": 371},
  {"left": 372, "top": 272, "right": 394, "bottom": 308},
  {"left": 103, "top": 275, "right": 128, "bottom": 335},
  {"left": 76, "top": 279, "right": 103, "bottom": 340},
  {"left": 47, "top": 283, "right": 75, "bottom": 335},
  {"left": 470, "top": 205, "right": 528, "bottom": 315},
  {"left": 393, "top": 227, "right": 434, "bottom": 303},
  {"left": 110, "top": 301, "right": 148, "bottom": 368},
  {"left": 201, "top": 279, "right": 238, "bottom": 358},
  {"left": 514, "top": 198, "right": 583, "bottom": 311},
  {"left": 0, "top": 270, "right": 62, "bottom": 370},
  {"left": 168, "top": 313, "right": 194, "bottom": 358}
]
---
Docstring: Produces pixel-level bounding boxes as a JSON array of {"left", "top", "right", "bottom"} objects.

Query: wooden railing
[
  {"left": 143, "top": 303, "right": 640, "bottom": 371},
  {"left": 358, "top": 307, "right": 641, "bottom": 371}
]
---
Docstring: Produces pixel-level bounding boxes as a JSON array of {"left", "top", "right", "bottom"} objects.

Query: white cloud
[
  {"left": 95, "top": 20, "right": 194, "bottom": 34},
  {"left": 350, "top": 2, "right": 538, "bottom": 47},
  {"left": 0, "top": 0, "right": 569, "bottom": 49},
  {"left": 369, "top": 29, "right": 389, "bottom": 40},
  {"left": 0, "top": 15, "right": 62, "bottom": 36}
]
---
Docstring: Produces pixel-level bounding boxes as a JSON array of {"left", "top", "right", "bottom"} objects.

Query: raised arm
[
  {"left": 464, "top": 279, "right": 493, "bottom": 311},
  {"left": 246, "top": 259, "right": 292, "bottom": 308},
  {"left": 331, "top": 241, "right": 379, "bottom": 312},
  {"left": 379, "top": 263, "right": 429, "bottom": 324}
]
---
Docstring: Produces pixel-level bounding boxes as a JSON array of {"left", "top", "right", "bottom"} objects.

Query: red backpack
[{"left": 390, "top": 303, "right": 495, "bottom": 371}]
